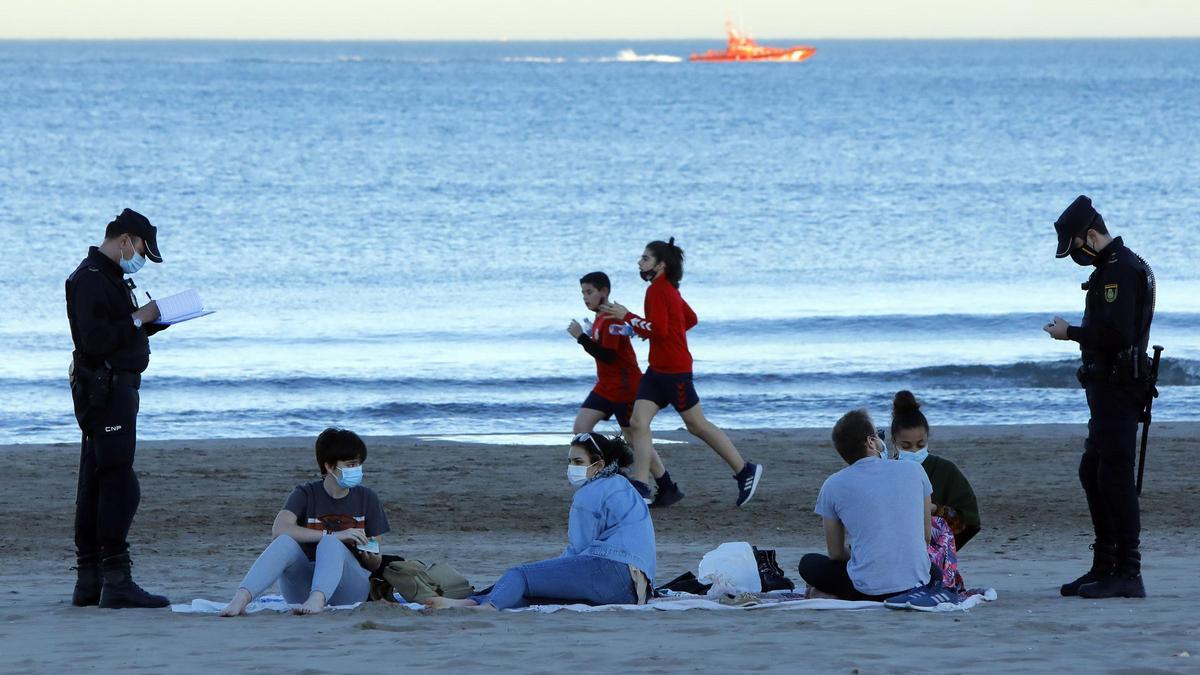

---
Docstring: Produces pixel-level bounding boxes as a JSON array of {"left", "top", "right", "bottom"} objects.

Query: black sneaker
[
  {"left": 650, "top": 482, "right": 685, "bottom": 508},
  {"left": 630, "top": 479, "right": 654, "bottom": 505},
  {"left": 734, "top": 462, "right": 763, "bottom": 507}
]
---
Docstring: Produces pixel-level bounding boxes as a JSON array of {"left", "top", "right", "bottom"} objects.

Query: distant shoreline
[
  {"left": 1, "top": 37, "right": 1198, "bottom": 43},
  {"left": 5, "top": 420, "right": 1198, "bottom": 451}
]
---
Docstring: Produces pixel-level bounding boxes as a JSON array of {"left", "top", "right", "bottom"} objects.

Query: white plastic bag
[{"left": 697, "top": 542, "right": 761, "bottom": 595}]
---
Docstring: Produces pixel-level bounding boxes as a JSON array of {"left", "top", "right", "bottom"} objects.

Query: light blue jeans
[
  {"left": 471, "top": 554, "right": 636, "bottom": 610},
  {"left": 238, "top": 534, "right": 371, "bottom": 605}
]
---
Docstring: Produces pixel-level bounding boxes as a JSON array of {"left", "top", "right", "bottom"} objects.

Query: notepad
[{"left": 152, "top": 289, "right": 215, "bottom": 325}]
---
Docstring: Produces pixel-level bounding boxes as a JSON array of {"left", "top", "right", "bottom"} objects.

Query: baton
[{"left": 1136, "top": 345, "right": 1164, "bottom": 495}]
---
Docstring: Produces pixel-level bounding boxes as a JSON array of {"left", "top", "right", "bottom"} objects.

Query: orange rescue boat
[{"left": 689, "top": 22, "right": 816, "bottom": 62}]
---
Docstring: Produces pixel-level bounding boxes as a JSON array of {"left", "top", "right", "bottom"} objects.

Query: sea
[{"left": 1, "top": 39, "right": 1198, "bottom": 445}]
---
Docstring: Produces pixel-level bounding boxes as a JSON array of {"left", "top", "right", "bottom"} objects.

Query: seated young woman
[
  {"left": 219, "top": 428, "right": 389, "bottom": 616},
  {"left": 426, "top": 433, "right": 656, "bottom": 610},
  {"left": 889, "top": 390, "right": 981, "bottom": 550},
  {"left": 799, "top": 409, "right": 932, "bottom": 601}
]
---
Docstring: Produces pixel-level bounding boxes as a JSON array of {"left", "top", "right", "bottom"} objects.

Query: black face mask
[
  {"left": 1069, "top": 234, "right": 1099, "bottom": 267},
  {"left": 640, "top": 267, "right": 657, "bottom": 282}
]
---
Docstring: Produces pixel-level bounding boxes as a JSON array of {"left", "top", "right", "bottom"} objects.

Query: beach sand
[{"left": 2, "top": 423, "right": 1198, "bottom": 673}]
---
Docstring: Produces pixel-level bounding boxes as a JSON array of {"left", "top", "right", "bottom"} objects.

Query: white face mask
[
  {"left": 336, "top": 464, "right": 363, "bottom": 488},
  {"left": 899, "top": 446, "right": 930, "bottom": 463},
  {"left": 120, "top": 247, "right": 147, "bottom": 275},
  {"left": 567, "top": 462, "right": 596, "bottom": 488}
]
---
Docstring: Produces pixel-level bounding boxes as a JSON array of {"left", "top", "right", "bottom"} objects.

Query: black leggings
[{"left": 798, "top": 554, "right": 906, "bottom": 601}]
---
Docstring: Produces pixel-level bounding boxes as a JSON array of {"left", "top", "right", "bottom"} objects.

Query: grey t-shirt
[
  {"left": 283, "top": 480, "right": 390, "bottom": 560},
  {"left": 814, "top": 456, "right": 933, "bottom": 595}
]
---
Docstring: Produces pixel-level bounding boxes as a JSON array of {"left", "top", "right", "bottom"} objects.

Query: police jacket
[
  {"left": 1066, "top": 237, "right": 1154, "bottom": 364},
  {"left": 65, "top": 247, "right": 153, "bottom": 373}
]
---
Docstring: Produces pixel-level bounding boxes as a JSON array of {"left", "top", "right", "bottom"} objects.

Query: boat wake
[
  {"left": 501, "top": 50, "right": 682, "bottom": 64},
  {"left": 602, "top": 49, "right": 684, "bottom": 63}
]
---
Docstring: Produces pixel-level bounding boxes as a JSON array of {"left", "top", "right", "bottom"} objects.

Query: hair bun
[
  {"left": 892, "top": 390, "right": 921, "bottom": 414},
  {"left": 667, "top": 236, "right": 675, "bottom": 247}
]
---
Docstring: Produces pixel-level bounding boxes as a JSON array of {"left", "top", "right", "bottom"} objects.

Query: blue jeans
[{"left": 471, "top": 554, "right": 636, "bottom": 610}]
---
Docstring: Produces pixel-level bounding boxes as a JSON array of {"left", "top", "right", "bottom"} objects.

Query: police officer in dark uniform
[
  {"left": 1044, "top": 195, "right": 1155, "bottom": 599},
  {"left": 66, "top": 209, "right": 170, "bottom": 609}
]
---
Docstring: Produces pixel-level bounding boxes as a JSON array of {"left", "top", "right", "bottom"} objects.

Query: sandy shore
[{"left": 2, "top": 423, "right": 1198, "bottom": 673}]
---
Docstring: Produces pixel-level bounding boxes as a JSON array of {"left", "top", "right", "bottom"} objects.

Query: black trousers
[
  {"left": 798, "top": 554, "right": 903, "bottom": 601},
  {"left": 73, "top": 385, "right": 141, "bottom": 558},
  {"left": 1080, "top": 381, "right": 1145, "bottom": 550}
]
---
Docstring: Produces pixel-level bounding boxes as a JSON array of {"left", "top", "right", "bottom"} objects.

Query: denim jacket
[{"left": 564, "top": 475, "right": 657, "bottom": 583}]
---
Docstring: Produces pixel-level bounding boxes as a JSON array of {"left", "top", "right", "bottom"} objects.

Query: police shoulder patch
[{"left": 1104, "top": 284, "right": 1118, "bottom": 302}]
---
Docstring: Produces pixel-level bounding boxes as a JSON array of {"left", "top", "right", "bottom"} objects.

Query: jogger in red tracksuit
[{"left": 601, "top": 238, "right": 763, "bottom": 507}]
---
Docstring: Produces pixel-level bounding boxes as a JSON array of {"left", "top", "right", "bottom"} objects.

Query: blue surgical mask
[
  {"left": 336, "top": 465, "right": 363, "bottom": 488},
  {"left": 120, "top": 249, "right": 146, "bottom": 275},
  {"left": 899, "top": 446, "right": 930, "bottom": 463}
]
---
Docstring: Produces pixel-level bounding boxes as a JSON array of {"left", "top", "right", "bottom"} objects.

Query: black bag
[{"left": 654, "top": 571, "right": 711, "bottom": 595}]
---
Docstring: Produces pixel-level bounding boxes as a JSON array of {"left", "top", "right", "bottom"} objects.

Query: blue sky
[{"left": 2, "top": 0, "right": 1197, "bottom": 39}]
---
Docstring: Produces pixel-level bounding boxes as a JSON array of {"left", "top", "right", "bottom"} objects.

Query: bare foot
[
  {"left": 295, "top": 591, "right": 327, "bottom": 615},
  {"left": 423, "top": 596, "right": 479, "bottom": 610},
  {"left": 804, "top": 585, "right": 839, "bottom": 600},
  {"left": 218, "top": 589, "right": 253, "bottom": 617}
]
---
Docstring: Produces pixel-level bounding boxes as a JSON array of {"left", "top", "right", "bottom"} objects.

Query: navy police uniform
[
  {"left": 1054, "top": 195, "right": 1155, "bottom": 599},
  {"left": 65, "top": 209, "right": 170, "bottom": 609}
]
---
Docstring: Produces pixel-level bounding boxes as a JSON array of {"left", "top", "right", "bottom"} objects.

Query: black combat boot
[
  {"left": 1060, "top": 541, "right": 1116, "bottom": 597},
  {"left": 98, "top": 552, "right": 170, "bottom": 609},
  {"left": 1079, "top": 547, "right": 1147, "bottom": 599},
  {"left": 71, "top": 552, "right": 102, "bottom": 607},
  {"left": 754, "top": 547, "right": 795, "bottom": 592}
]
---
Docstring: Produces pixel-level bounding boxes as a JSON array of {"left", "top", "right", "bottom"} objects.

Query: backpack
[{"left": 376, "top": 559, "right": 475, "bottom": 603}]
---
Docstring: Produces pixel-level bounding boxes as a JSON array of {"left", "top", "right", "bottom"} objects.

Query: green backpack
[{"left": 377, "top": 559, "right": 475, "bottom": 603}]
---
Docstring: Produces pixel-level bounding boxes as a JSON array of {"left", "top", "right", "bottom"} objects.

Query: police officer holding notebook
[
  {"left": 66, "top": 208, "right": 170, "bottom": 609},
  {"left": 1044, "top": 195, "right": 1156, "bottom": 599}
]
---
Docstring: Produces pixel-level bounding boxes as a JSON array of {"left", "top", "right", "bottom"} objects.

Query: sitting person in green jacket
[{"left": 889, "top": 390, "right": 981, "bottom": 549}]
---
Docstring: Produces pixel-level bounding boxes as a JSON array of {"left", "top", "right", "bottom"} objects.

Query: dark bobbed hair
[
  {"left": 573, "top": 433, "right": 634, "bottom": 468},
  {"left": 1090, "top": 213, "right": 1108, "bottom": 235},
  {"left": 889, "top": 390, "right": 930, "bottom": 438},
  {"left": 315, "top": 427, "right": 367, "bottom": 475},
  {"left": 579, "top": 271, "right": 611, "bottom": 291},
  {"left": 645, "top": 237, "right": 684, "bottom": 287},
  {"left": 831, "top": 409, "right": 875, "bottom": 465}
]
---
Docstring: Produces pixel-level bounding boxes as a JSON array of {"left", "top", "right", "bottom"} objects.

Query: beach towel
[
  {"left": 171, "top": 596, "right": 363, "bottom": 614},
  {"left": 929, "top": 515, "right": 966, "bottom": 591},
  {"left": 172, "top": 588, "right": 996, "bottom": 614}
]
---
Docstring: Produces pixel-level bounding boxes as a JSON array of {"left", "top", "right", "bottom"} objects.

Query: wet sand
[{"left": 1, "top": 423, "right": 1198, "bottom": 673}]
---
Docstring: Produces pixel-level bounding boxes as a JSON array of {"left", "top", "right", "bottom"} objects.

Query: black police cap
[
  {"left": 111, "top": 209, "right": 162, "bottom": 263},
  {"left": 1054, "top": 195, "right": 1100, "bottom": 258}
]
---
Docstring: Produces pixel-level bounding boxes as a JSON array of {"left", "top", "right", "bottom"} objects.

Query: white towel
[
  {"left": 172, "top": 588, "right": 997, "bottom": 614},
  {"left": 171, "top": 596, "right": 361, "bottom": 614}
]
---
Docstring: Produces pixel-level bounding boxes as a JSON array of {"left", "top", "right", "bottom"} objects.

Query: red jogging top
[
  {"left": 591, "top": 313, "right": 642, "bottom": 401},
  {"left": 624, "top": 274, "right": 697, "bottom": 374}
]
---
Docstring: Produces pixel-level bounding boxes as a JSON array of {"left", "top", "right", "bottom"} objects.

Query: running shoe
[
  {"left": 630, "top": 479, "right": 654, "bottom": 505},
  {"left": 734, "top": 461, "right": 763, "bottom": 507},
  {"left": 650, "top": 481, "right": 685, "bottom": 508},
  {"left": 883, "top": 582, "right": 962, "bottom": 612}
]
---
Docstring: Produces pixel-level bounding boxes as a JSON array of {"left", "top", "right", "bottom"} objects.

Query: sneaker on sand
[
  {"left": 884, "top": 582, "right": 962, "bottom": 612},
  {"left": 650, "top": 482, "right": 685, "bottom": 509},
  {"left": 734, "top": 462, "right": 763, "bottom": 507},
  {"left": 630, "top": 479, "right": 654, "bottom": 505}
]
